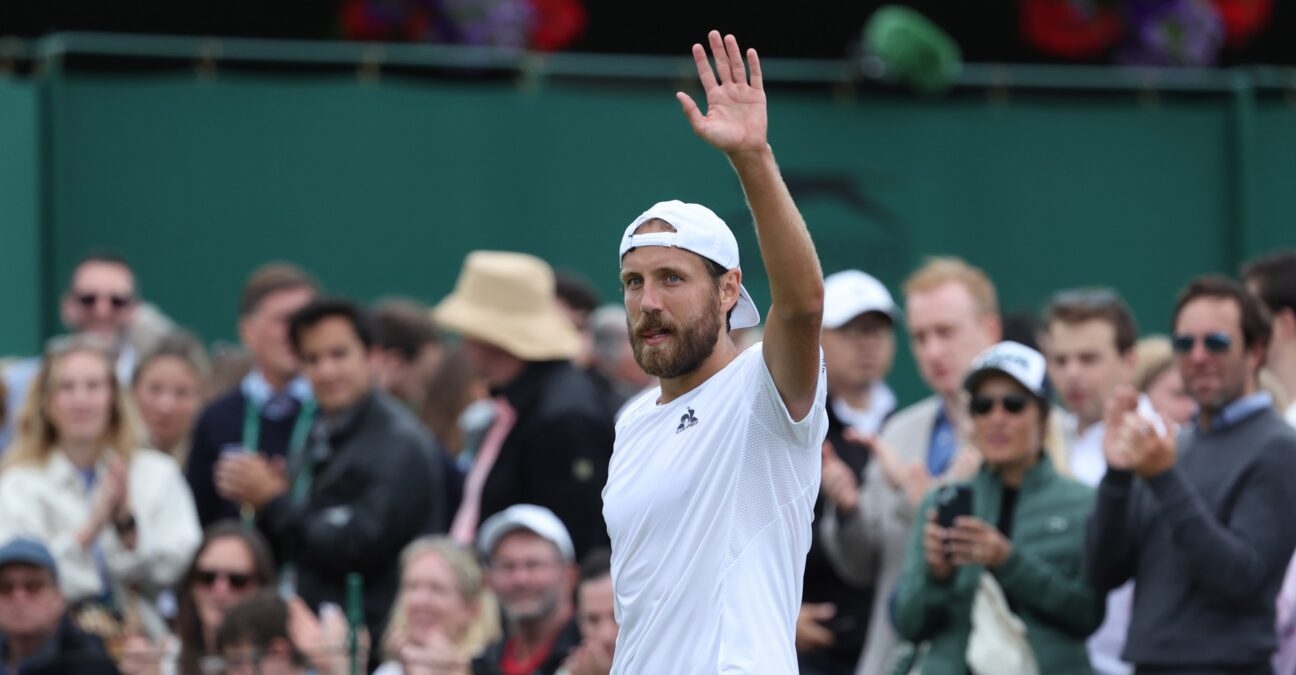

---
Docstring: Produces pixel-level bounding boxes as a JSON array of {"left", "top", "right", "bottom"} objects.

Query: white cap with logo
[
  {"left": 477, "top": 504, "right": 576, "bottom": 563},
  {"left": 963, "top": 341, "right": 1049, "bottom": 400},
  {"left": 822, "top": 270, "right": 900, "bottom": 329},
  {"left": 618, "top": 200, "right": 761, "bottom": 330}
]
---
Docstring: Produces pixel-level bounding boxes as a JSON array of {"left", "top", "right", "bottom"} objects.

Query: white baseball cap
[
  {"left": 618, "top": 200, "right": 761, "bottom": 330},
  {"left": 963, "top": 341, "right": 1048, "bottom": 400},
  {"left": 477, "top": 504, "right": 575, "bottom": 563},
  {"left": 822, "top": 270, "right": 900, "bottom": 329}
]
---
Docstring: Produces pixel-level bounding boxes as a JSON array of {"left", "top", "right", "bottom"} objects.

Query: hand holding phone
[{"left": 935, "top": 484, "right": 974, "bottom": 528}]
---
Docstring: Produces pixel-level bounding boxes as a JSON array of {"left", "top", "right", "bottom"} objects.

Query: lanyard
[{"left": 239, "top": 395, "right": 316, "bottom": 524}]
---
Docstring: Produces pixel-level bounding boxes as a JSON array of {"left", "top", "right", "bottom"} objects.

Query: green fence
[{"left": 3, "top": 33, "right": 1294, "bottom": 404}]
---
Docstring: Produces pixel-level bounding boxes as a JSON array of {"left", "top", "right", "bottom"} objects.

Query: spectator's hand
[
  {"left": 105, "top": 455, "right": 132, "bottom": 520},
  {"left": 286, "top": 597, "right": 369, "bottom": 675},
  {"left": 215, "top": 454, "right": 287, "bottom": 509},
  {"left": 821, "top": 442, "right": 859, "bottom": 513},
  {"left": 902, "top": 463, "right": 933, "bottom": 510},
  {"left": 946, "top": 516, "right": 1012, "bottom": 569},
  {"left": 947, "top": 445, "right": 983, "bottom": 482},
  {"left": 399, "top": 631, "right": 471, "bottom": 675},
  {"left": 677, "top": 31, "right": 768, "bottom": 156},
  {"left": 561, "top": 637, "right": 614, "bottom": 675},
  {"left": 855, "top": 430, "right": 908, "bottom": 493},
  {"left": 922, "top": 509, "right": 955, "bottom": 580},
  {"left": 1123, "top": 411, "right": 1177, "bottom": 479},
  {"left": 117, "top": 634, "right": 162, "bottom": 675},
  {"left": 1102, "top": 386, "right": 1139, "bottom": 470},
  {"left": 794, "top": 602, "right": 836, "bottom": 652}
]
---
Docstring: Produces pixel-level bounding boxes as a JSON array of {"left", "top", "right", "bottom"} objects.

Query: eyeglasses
[
  {"left": 1172, "top": 332, "right": 1232, "bottom": 355},
  {"left": 970, "top": 394, "right": 1031, "bottom": 417},
  {"left": 195, "top": 569, "right": 255, "bottom": 590},
  {"left": 75, "top": 292, "right": 134, "bottom": 310},
  {"left": 0, "top": 578, "right": 52, "bottom": 597}
]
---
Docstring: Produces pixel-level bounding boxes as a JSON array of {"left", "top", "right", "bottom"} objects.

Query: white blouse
[{"left": 0, "top": 448, "right": 202, "bottom": 602}]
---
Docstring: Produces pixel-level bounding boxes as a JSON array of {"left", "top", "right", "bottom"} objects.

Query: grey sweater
[{"left": 1086, "top": 406, "right": 1296, "bottom": 671}]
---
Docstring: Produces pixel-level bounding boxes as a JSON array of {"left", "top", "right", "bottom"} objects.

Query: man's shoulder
[
  {"left": 197, "top": 385, "right": 247, "bottom": 422},
  {"left": 880, "top": 396, "right": 941, "bottom": 436}
]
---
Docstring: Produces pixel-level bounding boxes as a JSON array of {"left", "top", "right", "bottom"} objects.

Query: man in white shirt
[
  {"left": 603, "top": 30, "right": 829, "bottom": 675},
  {"left": 1042, "top": 286, "right": 1139, "bottom": 675}
]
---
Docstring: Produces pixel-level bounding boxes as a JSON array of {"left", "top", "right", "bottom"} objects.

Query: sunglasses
[
  {"left": 970, "top": 394, "right": 1031, "bottom": 417},
  {"left": 0, "top": 578, "right": 52, "bottom": 597},
  {"left": 75, "top": 292, "right": 134, "bottom": 310},
  {"left": 195, "top": 569, "right": 255, "bottom": 590},
  {"left": 1172, "top": 332, "right": 1232, "bottom": 355}
]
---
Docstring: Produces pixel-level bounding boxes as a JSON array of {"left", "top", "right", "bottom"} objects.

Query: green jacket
[{"left": 893, "top": 455, "right": 1102, "bottom": 675}]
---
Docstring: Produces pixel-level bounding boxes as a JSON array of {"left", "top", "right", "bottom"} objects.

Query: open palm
[{"left": 678, "top": 31, "right": 768, "bottom": 154}]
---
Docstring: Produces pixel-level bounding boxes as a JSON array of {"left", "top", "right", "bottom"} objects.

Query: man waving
[{"left": 603, "top": 31, "right": 829, "bottom": 674}]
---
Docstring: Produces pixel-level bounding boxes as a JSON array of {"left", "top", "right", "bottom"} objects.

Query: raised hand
[
  {"left": 677, "top": 31, "right": 768, "bottom": 156},
  {"left": 821, "top": 441, "right": 860, "bottom": 513},
  {"left": 1102, "top": 385, "right": 1139, "bottom": 470},
  {"left": 1123, "top": 411, "right": 1178, "bottom": 479}
]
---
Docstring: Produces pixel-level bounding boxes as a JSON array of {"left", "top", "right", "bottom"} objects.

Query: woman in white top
[
  {"left": 0, "top": 333, "right": 202, "bottom": 608},
  {"left": 374, "top": 536, "right": 501, "bottom": 675}
]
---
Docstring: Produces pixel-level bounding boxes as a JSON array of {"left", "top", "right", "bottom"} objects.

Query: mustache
[{"left": 632, "top": 314, "right": 676, "bottom": 334}]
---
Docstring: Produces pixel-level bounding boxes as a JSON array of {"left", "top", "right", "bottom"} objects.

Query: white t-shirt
[{"left": 603, "top": 343, "right": 828, "bottom": 674}]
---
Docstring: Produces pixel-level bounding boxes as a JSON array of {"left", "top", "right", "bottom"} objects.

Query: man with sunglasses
[
  {"left": 1, "top": 252, "right": 142, "bottom": 451},
  {"left": 1087, "top": 275, "right": 1296, "bottom": 674},
  {"left": 0, "top": 538, "right": 120, "bottom": 675}
]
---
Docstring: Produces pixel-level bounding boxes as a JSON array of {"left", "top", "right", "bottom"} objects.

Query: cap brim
[{"left": 963, "top": 367, "right": 1045, "bottom": 400}]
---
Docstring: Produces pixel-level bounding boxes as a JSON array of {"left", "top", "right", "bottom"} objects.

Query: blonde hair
[
  {"left": 1133, "top": 335, "right": 1175, "bottom": 393},
  {"left": 902, "top": 256, "right": 999, "bottom": 318},
  {"left": 2, "top": 334, "right": 142, "bottom": 470},
  {"left": 382, "top": 536, "right": 501, "bottom": 661}
]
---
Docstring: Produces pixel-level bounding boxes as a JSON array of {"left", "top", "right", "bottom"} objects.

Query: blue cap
[{"left": 0, "top": 537, "right": 59, "bottom": 580}]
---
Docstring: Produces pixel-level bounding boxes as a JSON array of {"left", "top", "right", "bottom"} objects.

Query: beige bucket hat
[{"left": 433, "top": 251, "right": 581, "bottom": 361}]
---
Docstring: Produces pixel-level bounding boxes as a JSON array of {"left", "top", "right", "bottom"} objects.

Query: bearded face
[{"left": 629, "top": 283, "right": 724, "bottom": 379}]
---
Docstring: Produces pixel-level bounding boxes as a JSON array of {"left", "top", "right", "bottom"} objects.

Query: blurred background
[{"left": 2, "top": 0, "right": 1294, "bottom": 403}]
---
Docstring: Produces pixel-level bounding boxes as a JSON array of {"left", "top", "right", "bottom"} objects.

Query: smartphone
[{"left": 935, "top": 484, "right": 974, "bottom": 528}]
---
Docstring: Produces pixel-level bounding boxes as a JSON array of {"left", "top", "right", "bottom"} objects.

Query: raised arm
[{"left": 678, "top": 31, "right": 824, "bottom": 420}]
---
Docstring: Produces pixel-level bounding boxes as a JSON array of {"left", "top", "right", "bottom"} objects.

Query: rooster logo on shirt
[{"left": 676, "top": 407, "right": 699, "bottom": 434}]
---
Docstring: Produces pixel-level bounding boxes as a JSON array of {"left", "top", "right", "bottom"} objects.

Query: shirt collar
[
  {"left": 1197, "top": 391, "right": 1273, "bottom": 432},
  {"left": 241, "top": 370, "right": 313, "bottom": 408}
]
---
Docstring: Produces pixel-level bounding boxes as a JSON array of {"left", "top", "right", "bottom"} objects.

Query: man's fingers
[
  {"left": 747, "top": 47, "right": 763, "bottom": 90},
  {"left": 723, "top": 33, "right": 746, "bottom": 85},
  {"left": 805, "top": 602, "right": 836, "bottom": 620},
  {"left": 676, "top": 92, "right": 705, "bottom": 133},
  {"left": 707, "top": 30, "right": 730, "bottom": 84}
]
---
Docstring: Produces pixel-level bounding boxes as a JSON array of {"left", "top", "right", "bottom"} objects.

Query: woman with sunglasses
[
  {"left": 174, "top": 520, "right": 276, "bottom": 675},
  {"left": 0, "top": 334, "right": 202, "bottom": 635},
  {"left": 893, "top": 341, "right": 1104, "bottom": 675}
]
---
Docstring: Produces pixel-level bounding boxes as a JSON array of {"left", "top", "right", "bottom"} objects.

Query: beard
[{"left": 629, "top": 295, "right": 723, "bottom": 379}]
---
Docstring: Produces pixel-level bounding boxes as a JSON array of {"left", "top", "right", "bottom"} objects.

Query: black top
[
  {"left": 479, "top": 360, "right": 615, "bottom": 559},
  {"left": 257, "top": 390, "right": 447, "bottom": 646},
  {"left": 476, "top": 618, "right": 583, "bottom": 675},
  {"left": 799, "top": 394, "right": 877, "bottom": 666},
  {"left": 186, "top": 385, "right": 304, "bottom": 527},
  {"left": 0, "top": 615, "right": 121, "bottom": 675}
]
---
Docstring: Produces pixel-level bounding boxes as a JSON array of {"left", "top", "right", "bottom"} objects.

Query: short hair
[
  {"left": 1043, "top": 287, "right": 1139, "bottom": 354},
  {"left": 1172, "top": 275, "right": 1271, "bottom": 352},
  {"left": 68, "top": 250, "right": 134, "bottom": 291},
  {"left": 578, "top": 547, "right": 612, "bottom": 585},
  {"left": 372, "top": 298, "right": 442, "bottom": 361},
  {"left": 902, "top": 256, "right": 998, "bottom": 317},
  {"left": 554, "top": 271, "right": 601, "bottom": 317},
  {"left": 239, "top": 263, "right": 319, "bottom": 317},
  {"left": 215, "top": 592, "right": 306, "bottom": 666},
  {"left": 287, "top": 297, "right": 377, "bottom": 356},
  {"left": 1241, "top": 250, "right": 1296, "bottom": 316}
]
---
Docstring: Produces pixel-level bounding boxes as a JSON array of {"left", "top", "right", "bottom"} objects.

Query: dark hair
[
  {"left": 555, "top": 271, "right": 601, "bottom": 318},
  {"left": 215, "top": 592, "right": 307, "bottom": 667},
  {"left": 578, "top": 547, "right": 612, "bottom": 584},
  {"left": 68, "top": 249, "right": 135, "bottom": 291},
  {"left": 1172, "top": 275, "right": 1271, "bottom": 352},
  {"left": 1241, "top": 250, "right": 1296, "bottom": 316},
  {"left": 1001, "top": 310, "right": 1042, "bottom": 352},
  {"left": 1044, "top": 287, "right": 1138, "bottom": 354},
  {"left": 176, "top": 521, "right": 277, "bottom": 675},
  {"left": 372, "top": 298, "right": 442, "bottom": 361},
  {"left": 701, "top": 257, "right": 736, "bottom": 332},
  {"left": 239, "top": 263, "right": 319, "bottom": 317},
  {"left": 287, "top": 297, "right": 377, "bottom": 356}
]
